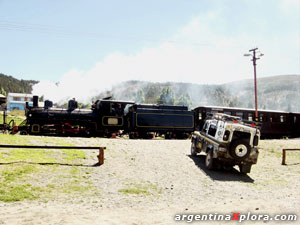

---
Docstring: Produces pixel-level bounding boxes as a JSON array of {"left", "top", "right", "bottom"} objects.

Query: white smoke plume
[{"left": 32, "top": 0, "right": 299, "bottom": 104}]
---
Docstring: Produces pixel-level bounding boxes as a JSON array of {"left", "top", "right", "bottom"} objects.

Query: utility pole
[{"left": 244, "top": 48, "right": 264, "bottom": 121}]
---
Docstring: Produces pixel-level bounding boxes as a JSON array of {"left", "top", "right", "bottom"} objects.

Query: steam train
[
  {"left": 17, "top": 96, "right": 300, "bottom": 139},
  {"left": 19, "top": 96, "right": 194, "bottom": 138}
]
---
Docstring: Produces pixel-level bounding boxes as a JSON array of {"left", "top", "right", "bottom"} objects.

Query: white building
[{"left": 7, "top": 93, "right": 33, "bottom": 111}]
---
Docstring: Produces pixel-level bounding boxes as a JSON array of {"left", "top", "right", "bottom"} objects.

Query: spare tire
[{"left": 230, "top": 139, "right": 250, "bottom": 160}]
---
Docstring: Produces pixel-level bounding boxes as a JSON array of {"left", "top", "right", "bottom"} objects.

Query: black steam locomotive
[
  {"left": 20, "top": 96, "right": 194, "bottom": 138},
  {"left": 17, "top": 96, "right": 300, "bottom": 139}
]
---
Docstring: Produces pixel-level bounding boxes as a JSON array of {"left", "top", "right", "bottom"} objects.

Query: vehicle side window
[
  {"left": 202, "top": 122, "right": 208, "bottom": 133},
  {"left": 208, "top": 124, "right": 217, "bottom": 137}
]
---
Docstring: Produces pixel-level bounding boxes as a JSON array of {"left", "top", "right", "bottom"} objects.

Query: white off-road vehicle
[{"left": 191, "top": 113, "right": 260, "bottom": 173}]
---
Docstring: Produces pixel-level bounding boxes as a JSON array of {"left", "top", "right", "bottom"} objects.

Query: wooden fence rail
[
  {"left": 0, "top": 145, "right": 105, "bottom": 166},
  {"left": 282, "top": 149, "right": 300, "bottom": 165}
]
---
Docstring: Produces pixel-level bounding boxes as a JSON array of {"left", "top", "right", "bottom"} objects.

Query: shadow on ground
[
  {"left": 188, "top": 154, "right": 254, "bottom": 183},
  {"left": 0, "top": 161, "right": 101, "bottom": 167}
]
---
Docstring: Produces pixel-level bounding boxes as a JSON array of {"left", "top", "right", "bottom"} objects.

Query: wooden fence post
[
  {"left": 98, "top": 147, "right": 104, "bottom": 165},
  {"left": 282, "top": 149, "right": 286, "bottom": 165}
]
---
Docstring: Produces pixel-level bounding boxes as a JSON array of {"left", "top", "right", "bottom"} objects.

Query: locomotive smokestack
[
  {"left": 33, "top": 96, "right": 39, "bottom": 107},
  {"left": 44, "top": 100, "right": 53, "bottom": 109},
  {"left": 68, "top": 98, "right": 78, "bottom": 111}
]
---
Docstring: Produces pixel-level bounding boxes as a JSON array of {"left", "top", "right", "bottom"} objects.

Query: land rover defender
[{"left": 191, "top": 113, "right": 260, "bottom": 173}]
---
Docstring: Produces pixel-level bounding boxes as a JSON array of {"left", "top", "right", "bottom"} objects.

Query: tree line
[
  {"left": 0, "top": 73, "right": 38, "bottom": 96},
  {"left": 135, "top": 87, "right": 192, "bottom": 108}
]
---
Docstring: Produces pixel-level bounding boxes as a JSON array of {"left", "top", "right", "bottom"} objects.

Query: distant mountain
[
  {"left": 1, "top": 72, "right": 299, "bottom": 112},
  {"left": 223, "top": 75, "right": 300, "bottom": 112},
  {"left": 0, "top": 73, "right": 38, "bottom": 95},
  {"left": 93, "top": 75, "right": 300, "bottom": 112}
]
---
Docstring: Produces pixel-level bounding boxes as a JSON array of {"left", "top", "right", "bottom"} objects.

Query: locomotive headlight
[{"left": 29, "top": 114, "right": 32, "bottom": 117}]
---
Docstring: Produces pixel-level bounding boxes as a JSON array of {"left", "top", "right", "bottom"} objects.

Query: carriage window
[
  {"left": 260, "top": 114, "right": 265, "bottom": 122},
  {"left": 294, "top": 116, "right": 297, "bottom": 123},
  {"left": 280, "top": 115, "right": 286, "bottom": 123},
  {"left": 270, "top": 117, "right": 273, "bottom": 122},
  {"left": 248, "top": 113, "right": 253, "bottom": 121},
  {"left": 236, "top": 112, "right": 244, "bottom": 119},
  {"left": 224, "top": 111, "right": 231, "bottom": 115}
]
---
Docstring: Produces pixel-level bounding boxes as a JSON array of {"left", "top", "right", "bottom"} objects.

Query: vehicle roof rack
[
  {"left": 207, "top": 112, "right": 261, "bottom": 128},
  {"left": 208, "top": 113, "right": 242, "bottom": 122}
]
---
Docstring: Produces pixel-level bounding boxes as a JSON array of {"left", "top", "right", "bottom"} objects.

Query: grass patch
[
  {"left": 0, "top": 184, "right": 39, "bottom": 202},
  {"left": 62, "top": 183, "right": 91, "bottom": 194},
  {"left": 0, "top": 110, "right": 26, "bottom": 125},
  {"left": 1, "top": 165, "right": 37, "bottom": 182},
  {"left": 0, "top": 134, "right": 87, "bottom": 164},
  {"left": 1, "top": 148, "right": 56, "bottom": 164},
  {"left": 0, "top": 134, "right": 98, "bottom": 203},
  {"left": 0, "top": 164, "right": 40, "bottom": 202},
  {"left": 118, "top": 182, "right": 162, "bottom": 196},
  {"left": 61, "top": 149, "right": 86, "bottom": 162},
  {"left": 119, "top": 188, "right": 148, "bottom": 195},
  {"left": 0, "top": 134, "right": 30, "bottom": 145}
]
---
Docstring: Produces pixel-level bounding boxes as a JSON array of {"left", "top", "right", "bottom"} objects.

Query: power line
[{"left": 0, "top": 20, "right": 213, "bottom": 46}]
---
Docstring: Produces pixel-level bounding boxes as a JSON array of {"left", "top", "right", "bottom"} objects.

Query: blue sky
[{"left": 0, "top": 0, "right": 299, "bottom": 102}]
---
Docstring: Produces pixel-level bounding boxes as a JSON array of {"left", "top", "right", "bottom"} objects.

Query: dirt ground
[{"left": 0, "top": 137, "right": 300, "bottom": 225}]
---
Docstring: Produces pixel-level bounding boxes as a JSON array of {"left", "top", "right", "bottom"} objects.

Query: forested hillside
[
  {"left": 1, "top": 72, "right": 299, "bottom": 113},
  {"left": 0, "top": 73, "right": 38, "bottom": 96},
  {"left": 223, "top": 75, "right": 300, "bottom": 112},
  {"left": 93, "top": 75, "right": 300, "bottom": 112}
]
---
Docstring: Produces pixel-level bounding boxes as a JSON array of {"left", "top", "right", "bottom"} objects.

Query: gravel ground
[{"left": 0, "top": 137, "right": 300, "bottom": 224}]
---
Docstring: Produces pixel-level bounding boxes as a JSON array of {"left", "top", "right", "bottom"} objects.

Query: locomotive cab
[
  {"left": 94, "top": 100, "right": 133, "bottom": 116},
  {"left": 92, "top": 100, "right": 134, "bottom": 134}
]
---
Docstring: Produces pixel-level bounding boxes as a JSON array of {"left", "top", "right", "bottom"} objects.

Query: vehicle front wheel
[
  {"left": 191, "top": 142, "right": 197, "bottom": 156},
  {"left": 205, "top": 149, "right": 215, "bottom": 170}
]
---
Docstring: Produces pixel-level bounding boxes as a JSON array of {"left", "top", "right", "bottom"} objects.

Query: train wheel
[
  {"left": 20, "top": 130, "right": 28, "bottom": 135},
  {"left": 165, "top": 133, "right": 171, "bottom": 139},
  {"left": 129, "top": 132, "right": 135, "bottom": 139}
]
